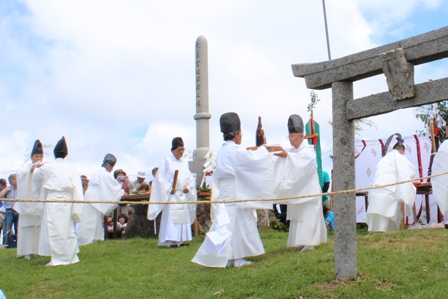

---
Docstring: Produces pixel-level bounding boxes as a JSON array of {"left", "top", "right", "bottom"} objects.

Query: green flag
[{"left": 305, "top": 117, "right": 324, "bottom": 201}]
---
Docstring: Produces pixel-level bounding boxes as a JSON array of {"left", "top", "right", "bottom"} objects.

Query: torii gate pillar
[
  {"left": 332, "top": 81, "right": 357, "bottom": 278},
  {"left": 292, "top": 26, "right": 448, "bottom": 279}
]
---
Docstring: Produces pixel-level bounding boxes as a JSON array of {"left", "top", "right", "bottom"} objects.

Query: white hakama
[
  {"left": 148, "top": 155, "right": 196, "bottom": 247},
  {"left": 35, "top": 158, "right": 83, "bottom": 266},
  {"left": 77, "top": 167, "right": 124, "bottom": 245},
  {"left": 432, "top": 141, "right": 448, "bottom": 215},
  {"left": 365, "top": 150, "right": 416, "bottom": 232},
  {"left": 273, "top": 142, "right": 327, "bottom": 247},
  {"left": 15, "top": 164, "right": 44, "bottom": 257},
  {"left": 192, "top": 141, "right": 273, "bottom": 267}
]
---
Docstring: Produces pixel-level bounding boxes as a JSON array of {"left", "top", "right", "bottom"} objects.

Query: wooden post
[
  {"left": 400, "top": 202, "right": 406, "bottom": 230},
  {"left": 193, "top": 218, "right": 199, "bottom": 237}
]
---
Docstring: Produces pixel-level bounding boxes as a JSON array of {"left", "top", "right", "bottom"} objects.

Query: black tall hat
[
  {"left": 103, "top": 153, "right": 117, "bottom": 167},
  {"left": 287, "top": 114, "right": 304, "bottom": 134},
  {"left": 54, "top": 136, "right": 68, "bottom": 159},
  {"left": 171, "top": 137, "right": 184, "bottom": 150},
  {"left": 220, "top": 112, "right": 241, "bottom": 133},
  {"left": 382, "top": 133, "right": 403, "bottom": 157},
  {"left": 31, "top": 139, "right": 43, "bottom": 157}
]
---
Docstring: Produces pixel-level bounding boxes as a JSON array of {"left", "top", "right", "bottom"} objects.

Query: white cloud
[{"left": 0, "top": 0, "right": 446, "bottom": 179}]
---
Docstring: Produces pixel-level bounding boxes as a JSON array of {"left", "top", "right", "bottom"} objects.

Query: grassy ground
[{"left": 1, "top": 227, "right": 448, "bottom": 298}]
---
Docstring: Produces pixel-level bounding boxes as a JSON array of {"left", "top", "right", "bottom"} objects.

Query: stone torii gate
[{"left": 292, "top": 26, "right": 448, "bottom": 279}]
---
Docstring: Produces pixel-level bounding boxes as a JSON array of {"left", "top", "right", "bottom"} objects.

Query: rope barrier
[{"left": 1, "top": 171, "right": 448, "bottom": 206}]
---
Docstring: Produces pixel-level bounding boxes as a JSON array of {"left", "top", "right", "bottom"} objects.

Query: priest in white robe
[
  {"left": 428, "top": 139, "right": 448, "bottom": 215},
  {"left": 192, "top": 112, "right": 274, "bottom": 268},
  {"left": 15, "top": 139, "right": 45, "bottom": 258},
  {"left": 147, "top": 137, "right": 197, "bottom": 247},
  {"left": 273, "top": 114, "right": 327, "bottom": 250},
  {"left": 36, "top": 136, "right": 83, "bottom": 266},
  {"left": 365, "top": 138, "right": 416, "bottom": 232},
  {"left": 77, "top": 153, "right": 124, "bottom": 246}
]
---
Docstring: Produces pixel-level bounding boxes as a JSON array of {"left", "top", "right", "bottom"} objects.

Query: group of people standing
[
  {"left": 8, "top": 137, "right": 84, "bottom": 266},
  {"left": 190, "top": 112, "right": 326, "bottom": 267},
  {"left": 1, "top": 111, "right": 329, "bottom": 268},
  {"left": 0, "top": 137, "right": 129, "bottom": 266},
  {"left": 146, "top": 112, "right": 327, "bottom": 268}
]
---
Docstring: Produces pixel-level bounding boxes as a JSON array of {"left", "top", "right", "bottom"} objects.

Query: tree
[
  {"left": 308, "top": 90, "right": 377, "bottom": 136},
  {"left": 414, "top": 101, "right": 448, "bottom": 143}
]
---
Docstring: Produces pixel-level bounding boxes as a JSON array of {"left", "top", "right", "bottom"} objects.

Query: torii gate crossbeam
[{"left": 292, "top": 26, "right": 448, "bottom": 279}]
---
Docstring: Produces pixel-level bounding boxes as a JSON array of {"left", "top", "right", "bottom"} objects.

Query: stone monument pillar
[{"left": 189, "top": 35, "right": 211, "bottom": 185}]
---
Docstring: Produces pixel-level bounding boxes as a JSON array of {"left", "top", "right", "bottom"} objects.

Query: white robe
[
  {"left": 35, "top": 158, "right": 83, "bottom": 266},
  {"left": 431, "top": 140, "right": 448, "bottom": 214},
  {"left": 147, "top": 154, "right": 197, "bottom": 246},
  {"left": 365, "top": 150, "right": 416, "bottom": 232},
  {"left": 15, "top": 164, "right": 44, "bottom": 257},
  {"left": 192, "top": 141, "right": 274, "bottom": 267},
  {"left": 77, "top": 167, "right": 124, "bottom": 246},
  {"left": 273, "top": 142, "right": 327, "bottom": 247}
]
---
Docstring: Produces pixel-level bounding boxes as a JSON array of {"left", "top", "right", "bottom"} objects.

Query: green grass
[{"left": 1, "top": 227, "right": 448, "bottom": 298}]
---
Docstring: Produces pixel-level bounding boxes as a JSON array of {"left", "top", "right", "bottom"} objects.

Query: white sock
[{"left": 234, "top": 259, "right": 253, "bottom": 267}]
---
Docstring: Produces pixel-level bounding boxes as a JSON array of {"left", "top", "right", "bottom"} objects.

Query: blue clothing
[
  {"left": 324, "top": 211, "right": 334, "bottom": 231},
  {"left": 3, "top": 209, "right": 18, "bottom": 245},
  {"left": 2, "top": 185, "right": 18, "bottom": 245}
]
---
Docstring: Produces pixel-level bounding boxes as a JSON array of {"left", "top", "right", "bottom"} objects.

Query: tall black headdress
[
  {"left": 220, "top": 112, "right": 241, "bottom": 133},
  {"left": 31, "top": 139, "right": 43, "bottom": 156},
  {"left": 102, "top": 153, "right": 117, "bottom": 168},
  {"left": 54, "top": 136, "right": 68, "bottom": 159},
  {"left": 382, "top": 133, "right": 403, "bottom": 157},
  {"left": 171, "top": 137, "right": 184, "bottom": 151},
  {"left": 287, "top": 114, "right": 304, "bottom": 134}
]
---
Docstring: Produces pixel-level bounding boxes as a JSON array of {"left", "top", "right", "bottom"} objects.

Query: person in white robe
[
  {"left": 273, "top": 114, "right": 327, "bottom": 250},
  {"left": 147, "top": 137, "right": 197, "bottom": 247},
  {"left": 77, "top": 153, "right": 124, "bottom": 246},
  {"left": 365, "top": 138, "right": 416, "bottom": 232},
  {"left": 15, "top": 139, "right": 45, "bottom": 258},
  {"left": 35, "top": 136, "right": 83, "bottom": 266},
  {"left": 428, "top": 139, "right": 448, "bottom": 216},
  {"left": 192, "top": 112, "right": 274, "bottom": 268}
]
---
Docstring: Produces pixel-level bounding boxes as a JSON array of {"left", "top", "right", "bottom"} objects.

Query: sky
[{"left": 0, "top": 0, "right": 447, "bottom": 180}]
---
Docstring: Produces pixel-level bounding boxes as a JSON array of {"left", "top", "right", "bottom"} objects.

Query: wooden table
[{"left": 355, "top": 191, "right": 369, "bottom": 211}]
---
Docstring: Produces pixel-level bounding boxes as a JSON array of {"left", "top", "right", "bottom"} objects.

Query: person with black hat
[
  {"left": 77, "top": 154, "right": 125, "bottom": 246},
  {"left": 15, "top": 139, "right": 45, "bottom": 258},
  {"left": 148, "top": 137, "right": 197, "bottom": 248},
  {"left": 365, "top": 135, "right": 416, "bottom": 232},
  {"left": 34, "top": 136, "right": 83, "bottom": 266},
  {"left": 192, "top": 112, "right": 274, "bottom": 268},
  {"left": 272, "top": 114, "right": 327, "bottom": 251}
]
